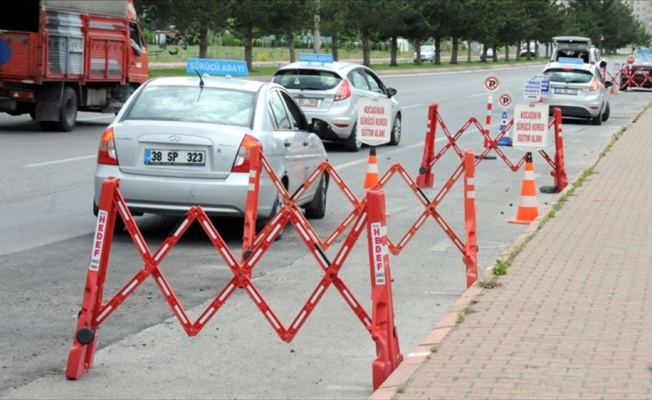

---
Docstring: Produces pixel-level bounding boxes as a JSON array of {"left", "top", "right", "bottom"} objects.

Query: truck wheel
[{"left": 54, "top": 87, "right": 78, "bottom": 132}]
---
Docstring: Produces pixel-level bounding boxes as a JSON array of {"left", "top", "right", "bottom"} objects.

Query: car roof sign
[
  {"left": 186, "top": 59, "right": 249, "bottom": 77},
  {"left": 557, "top": 57, "right": 584, "bottom": 65},
  {"left": 298, "top": 53, "right": 334, "bottom": 64},
  {"left": 638, "top": 49, "right": 652, "bottom": 55}
]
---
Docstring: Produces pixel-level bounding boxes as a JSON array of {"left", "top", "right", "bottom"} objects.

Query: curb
[{"left": 368, "top": 105, "right": 649, "bottom": 400}]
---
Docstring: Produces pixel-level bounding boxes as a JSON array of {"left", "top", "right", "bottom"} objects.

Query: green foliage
[{"left": 138, "top": 0, "right": 641, "bottom": 66}]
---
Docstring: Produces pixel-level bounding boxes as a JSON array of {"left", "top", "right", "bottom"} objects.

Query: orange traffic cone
[
  {"left": 610, "top": 81, "right": 619, "bottom": 95},
  {"left": 364, "top": 146, "right": 380, "bottom": 189},
  {"left": 509, "top": 152, "right": 538, "bottom": 224}
]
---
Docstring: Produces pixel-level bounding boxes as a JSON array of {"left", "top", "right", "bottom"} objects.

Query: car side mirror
[
  {"left": 387, "top": 87, "right": 397, "bottom": 98},
  {"left": 605, "top": 81, "right": 613, "bottom": 88}
]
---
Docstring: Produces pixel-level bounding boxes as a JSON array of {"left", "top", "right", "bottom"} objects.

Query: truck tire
[{"left": 53, "top": 87, "right": 78, "bottom": 132}]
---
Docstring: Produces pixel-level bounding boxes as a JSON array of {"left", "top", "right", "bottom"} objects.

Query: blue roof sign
[
  {"left": 637, "top": 49, "right": 652, "bottom": 55},
  {"left": 186, "top": 59, "right": 248, "bottom": 76},
  {"left": 557, "top": 57, "right": 584, "bottom": 65},
  {"left": 298, "top": 53, "right": 334, "bottom": 63}
]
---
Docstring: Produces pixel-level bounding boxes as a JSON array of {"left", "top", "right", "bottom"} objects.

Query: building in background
[{"left": 622, "top": 0, "right": 652, "bottom": 35}]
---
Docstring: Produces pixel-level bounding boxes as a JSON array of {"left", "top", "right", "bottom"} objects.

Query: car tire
[
  {"left": 304, "top": 173, "right": 328, "bottom": 219},
  {"left": 601, "top": 102, "right": 610, "bottom": 122},
  {"left": 592, "top": 110, "right": 603, "bottom": 126},
  {"left": 388, "top": 115, "right": 401, "bottom": 146},
  {"left": 53, "top": 87, "right": 78, "bottom": 132},
  {"left": 257, "top": 194, "right": 284, "bottom": 240},
  {"left": 344, "top": 124, "right": 362, "bottom": 152}
]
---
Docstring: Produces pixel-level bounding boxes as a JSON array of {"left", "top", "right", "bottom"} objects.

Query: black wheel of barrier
[{"left": 76, "top": 327, "right": 95, "bottom": 345}]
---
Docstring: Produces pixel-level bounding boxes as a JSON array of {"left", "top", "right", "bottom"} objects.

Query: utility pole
[{"left": 313, "top": 0, "right": 320, "bottom": 53}]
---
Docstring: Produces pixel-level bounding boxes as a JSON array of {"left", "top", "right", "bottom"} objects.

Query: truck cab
[{"left": 0, "top": 0, "right": 149, "bottom": 131}]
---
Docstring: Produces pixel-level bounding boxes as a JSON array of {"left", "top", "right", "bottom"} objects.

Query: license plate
[
  {"left": 554, "top": 88, "right": 578, "bottom": 95},
  {"left": 144, "top": 149, "right": 206, "bottom": 166},
  {"left": 298, "top": 98, "right": 318, "bottom": 107}
]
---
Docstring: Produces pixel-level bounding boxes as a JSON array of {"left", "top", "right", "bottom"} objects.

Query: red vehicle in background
[
  {"left": 620, "top": 50, "right": 652, "bottom": 90},
  {"left": 0, "top": 0, "right": 149, "bottom": 131}
]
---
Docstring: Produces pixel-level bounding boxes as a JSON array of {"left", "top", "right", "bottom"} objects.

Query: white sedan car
[{"left": 93, "top": 73, "right": 329, "bottom": 231}]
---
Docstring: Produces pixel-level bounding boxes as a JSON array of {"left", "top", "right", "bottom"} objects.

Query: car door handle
[
  {"left": 303, "top": 141, "right": 309, "bottom": 146},
  {"left": 284, "top": 141, "right": 291, "bottom": 147}
]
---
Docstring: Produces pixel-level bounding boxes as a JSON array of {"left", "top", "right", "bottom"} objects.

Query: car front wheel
[{"left": 389, "top": 115, "right": 401, "bottom": 146}]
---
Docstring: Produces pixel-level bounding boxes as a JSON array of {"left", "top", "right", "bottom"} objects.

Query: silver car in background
[
  {"left": 272, "top": 61, "right": 401, "bottom": 152},
  {"left": 542, "top": 59, "right": 612, "bottom": 125},
  {"left": 413, "top": 45, "right": 436, "bottom": 63},
  {"left": 93, "top": 75, "right": 329, "bottom": 231}
]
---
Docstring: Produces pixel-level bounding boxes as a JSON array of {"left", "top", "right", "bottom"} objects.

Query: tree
[
  {"left": 136, "top": 0, "right": 230, "bottom": 58},
  {"left": 228, "top": 0, "right": 275, "bottom": 70},
  {"left": 266, "top": 0, "right": 314, "bottom": 63}
]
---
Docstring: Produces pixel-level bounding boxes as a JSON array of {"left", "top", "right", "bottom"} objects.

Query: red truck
[{"left": 0, "top": 0, "right": 149, "bottom": 131}]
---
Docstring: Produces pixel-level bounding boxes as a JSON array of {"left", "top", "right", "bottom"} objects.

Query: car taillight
[
  {"left": 334, "top": 80, "right": 351, "bottom": 101},
  {"left": 97, "top": 127, "right": 118, "bottom": 165},
  {"left": 589, "top": 77, "right": 601, "bottom": 91},
  {"left": 232, "top": 134, "right": 261, "bottom": 172}
]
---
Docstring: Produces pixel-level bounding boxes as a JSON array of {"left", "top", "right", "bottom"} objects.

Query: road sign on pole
[
  {"left": 512, "top": 104, "right": 550, "bottom": 150},
  {"left": 357, "top": 98, "right": 392, "bottom": 147},
  {"left": 498, "top": 92, "right": 513, "bottom": 108},
  {"left": 484, "top": 75, "right": 500, "bottom": 92}
]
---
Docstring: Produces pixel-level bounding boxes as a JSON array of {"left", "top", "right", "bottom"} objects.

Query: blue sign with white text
[
  {"left": 186, "top": 59, "right": 248, "bottom": 76},
  {"left": 298, "top": 53, "right": 334, "bottom": 63},
  {"left": 557, "top": 57, "right": 584, "bottom": 65}
]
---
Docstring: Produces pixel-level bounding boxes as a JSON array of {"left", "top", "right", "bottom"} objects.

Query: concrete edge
[{"left": 368, "top": 105, "right": 650, "bottom": 400}]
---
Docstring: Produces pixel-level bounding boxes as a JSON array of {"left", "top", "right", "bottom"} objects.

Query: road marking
[
  {"left": 468, "top": 92, "right": 492, "bottom": 98},
  {"left": 77, "top": 115, "right": 114, "bottom": 121},
  {"left": 24, "top": 155, "right": 96, "bottom": 168}
]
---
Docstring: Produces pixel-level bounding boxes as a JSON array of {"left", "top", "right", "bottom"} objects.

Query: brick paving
[{"left": 371, "top": 107, "right": 652, "bottom": 400}]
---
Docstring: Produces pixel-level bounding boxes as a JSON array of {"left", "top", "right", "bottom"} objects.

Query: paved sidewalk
[{"left": 371, "top": 105, "right": 652, "bottom": 399}]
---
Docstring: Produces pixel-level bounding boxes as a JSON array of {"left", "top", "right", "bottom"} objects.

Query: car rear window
[
  {"left": 543, "top": 68, "right": 594, "bottom": 84},
  {"left": 125, "top": 85, "right": 256, "bottom": 126},
  {"left": 272, "top": 69, "right": 342, "bottom": 90}
]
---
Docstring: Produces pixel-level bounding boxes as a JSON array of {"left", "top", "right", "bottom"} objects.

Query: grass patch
[
  {"left": 456, "top": 306, "right": 476, "bottom": 323},
  {"left": 492, "top": 260, "right": 508, "bottom": 276}
]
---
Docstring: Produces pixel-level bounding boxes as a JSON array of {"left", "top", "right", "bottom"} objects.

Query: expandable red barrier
[
  {"left": 366, "top": 189, "right": 403, "bottom": 390},
  {"left": 618, "top": 67, "right": 652, "bottom": 90},
  {"left": 416, "top": 103, "right": 568, "bottom": 193},
  {"left": 463, "top": 150, "right": 478, "bottom": 288},
  {"left": 67, "top": 128, "right": 479, "bottom": 388}
]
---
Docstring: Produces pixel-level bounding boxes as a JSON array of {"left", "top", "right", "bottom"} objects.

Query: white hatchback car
[
  {"left": 550, "top": 36, "right": 601, "bottom": 65},
  {"left": 272, "top": 59, "right": 401, "bottom": 152},
  {"left": 542, "top": 59, "right": 613, "bottom": 125},
  {"left": 94, "top": 62, "right": 329, "bottom": 231}
]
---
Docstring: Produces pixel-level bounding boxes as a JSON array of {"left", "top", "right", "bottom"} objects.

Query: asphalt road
[{"left": 0, "top": 61, "right": 649, "bottom": 399}]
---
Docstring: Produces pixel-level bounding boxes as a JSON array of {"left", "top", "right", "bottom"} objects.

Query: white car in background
[
  {"left": 272, "top": 57, "right": 401, "bottom": 152},
  {"left": 413, "top": 45, "right": 436, "bottom": 63}
]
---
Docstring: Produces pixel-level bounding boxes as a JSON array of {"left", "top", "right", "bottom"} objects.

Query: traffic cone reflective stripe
[
  {"left": 509, "top": 152, "right": 538, "bottom": 224},
  {"left": 364, "top": 146, "right": 380, "bottom": 189}
]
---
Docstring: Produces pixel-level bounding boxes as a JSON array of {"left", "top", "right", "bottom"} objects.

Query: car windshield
[
  {"left": 272, "top": 69, "right": 342, "bottom": 91},
  {"left": 543, "top": 68, "right": 594, "bottom": 84},
  {"left": 125, "top": 85, "right": 256, "bottom": 126},
  {"left": 420, "top": 45, "right": 435, "bottom": 53}
]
